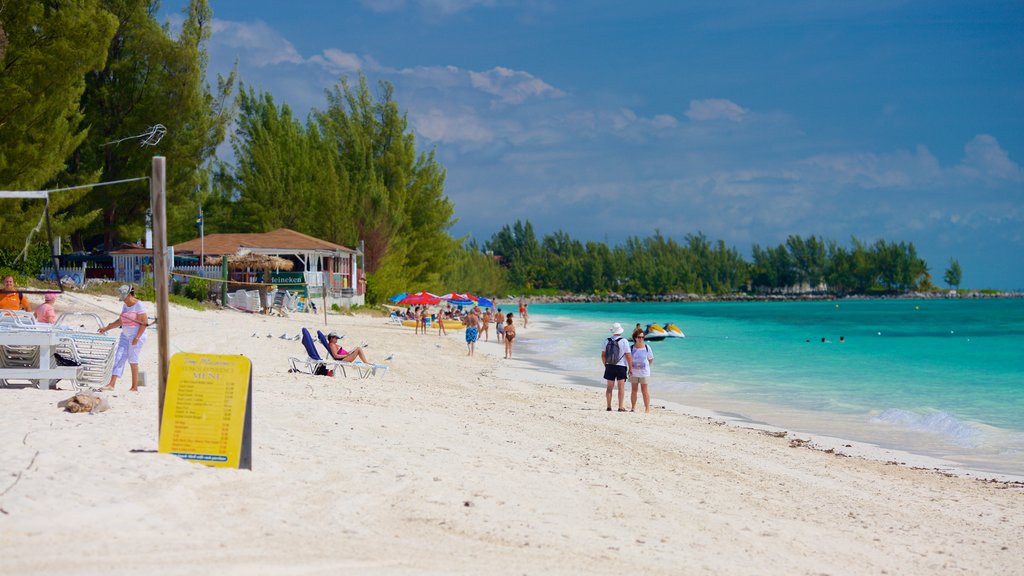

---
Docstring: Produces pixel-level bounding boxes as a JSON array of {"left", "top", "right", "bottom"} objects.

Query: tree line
[
  {"left": 480, "top": 221, "right": 949, "bottom": 297},
  {"left": 1, "top": 1, "right": 959, "bottom": 301}
]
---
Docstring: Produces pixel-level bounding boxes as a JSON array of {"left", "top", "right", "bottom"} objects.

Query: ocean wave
[{"left": 872, "top": 409, "right": 982, "bottom": 448}]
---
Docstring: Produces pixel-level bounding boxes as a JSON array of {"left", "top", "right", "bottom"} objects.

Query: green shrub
[{"left": 182, "top": 277, "right": 210, "bottom": 301}]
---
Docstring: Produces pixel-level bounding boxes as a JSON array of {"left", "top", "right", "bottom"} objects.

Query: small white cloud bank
[
  {"left": 308, "top": 49, "right": 363, "bottom": 74},
  {"left": 957, "top": 134, "right": 1024, "bottom": 184},
  {"left": 211, "top": 20, "right": 304, "bottom": 67},
  {"left": 360, "top": 0, "right": 496, "bottom": 15},
  {"left": 469, "top": 66, "right": 566, "bottom": 106},
  {"left": 685, "top": 98, "right": 748, "bottom": 122}
]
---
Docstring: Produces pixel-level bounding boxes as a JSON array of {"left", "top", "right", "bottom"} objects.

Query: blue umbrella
[
  {"left": 476, "top": 297, "right": 494, "bottom": 308},
  {"left": 389, "top": 292, "right": 408, "bottom": 303}
]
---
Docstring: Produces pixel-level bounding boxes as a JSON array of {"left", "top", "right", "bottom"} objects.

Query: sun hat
[
  {"left": 610, "top": 322, "right": 624, "bottom": 335},
  {"left": 44, "top": 292, "right": 58, "bottom": 302},
  {"left": 117, "top": 285, "right": 133, "bottom": 301},
  {"left": 327, "top": 331, "right": 339, "bottom": 340}
]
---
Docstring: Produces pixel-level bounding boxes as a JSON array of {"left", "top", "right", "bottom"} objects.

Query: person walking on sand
[
  {"left": 522, "top": 302, "right": 529, "bottom": 328},
  {"left": 495, "top": 308, "right": 504, "bottom": 343},
  {"left": 481, "top": 309, "right": 491, "bottom": 342},
  {"left": 99, "top": 285, "right": 148, "bottom": 392},
  {"left": 602, "top": 323, "right": 632, "bottom": 412},
  {"left": 0, "top": 275, "right": 32, "bottom": 311},
  {"left": 629, "top": 327, "right": 655, "bottom": 413},
  {"left": 437, "top": 307, "right": 448, "bottom": 336},
  {"left": 503, "top": 314, "right": 516, "bottom": 359},
  {"left": 465, "top": 307, "right": 480, "bottom": 356}
]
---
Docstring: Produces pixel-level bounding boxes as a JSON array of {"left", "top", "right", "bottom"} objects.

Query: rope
[
  {"left": 0, "top": 176, "right": 149, "bottom": 196},
  {"left": 15, "top": 198, "right": 48, "bottom": 264},
  {"left": 170, "top": 271, "right": 294, "bottom": 287},
  {"left": 102, "top": 124, "right": 166, "bottom": 147}
]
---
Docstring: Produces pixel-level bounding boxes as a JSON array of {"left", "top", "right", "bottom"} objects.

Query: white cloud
[
  {"left": 469, "top": 66, "right": 565, "bottom": 105},
  {"left": 685, "top": 98, "right": 748, "bottom": 122},
  {"left": 308, "top": 49, "right": 362, "bottom": 74},
  {"left": 210, "top": 20, "right": 303, "bottom": 67},
  {"left": 957, "top": 134, "right": 1024, "bottom": 184},
  {"left": 411, "top": 108, "right": 494, "bottom": 144},
  {"left": 360, "top": 0, "right": 497, "bottom": 14}
]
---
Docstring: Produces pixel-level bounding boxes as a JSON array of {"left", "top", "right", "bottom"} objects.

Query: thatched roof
[{"left": 206, "top": 253, "right": 294, "bottom": 270}]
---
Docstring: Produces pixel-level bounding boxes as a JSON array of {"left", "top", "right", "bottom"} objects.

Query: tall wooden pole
[{"left": 151, "top": 157, "right": 170, "bottom": 430}]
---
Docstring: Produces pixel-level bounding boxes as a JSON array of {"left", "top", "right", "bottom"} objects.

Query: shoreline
[
  {"left": 509, "top": 290, "right": 1024, "bottom": 304},
  {"left": 2, "top": 296, "right": 1023, "bottom": 574},
  {"left": 504, "top": 315, "right": 1024, "bottom": 484}
]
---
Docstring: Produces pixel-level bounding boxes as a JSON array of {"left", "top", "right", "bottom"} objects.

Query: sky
[{"left": 162, "top": 1, "right": 1024, "bottom": 289}]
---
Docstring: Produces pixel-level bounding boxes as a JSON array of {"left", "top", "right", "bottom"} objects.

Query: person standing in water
[{"left": 100, "top": 285, "right": 148, "bottom": 392}]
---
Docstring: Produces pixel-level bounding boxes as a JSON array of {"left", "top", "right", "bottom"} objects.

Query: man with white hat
[{"left": 601, "top": 323, "right": 632, "bottom": 412}]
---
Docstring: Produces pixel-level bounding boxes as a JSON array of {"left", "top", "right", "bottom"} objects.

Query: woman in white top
[
  {"left": 99, "top": 285, "right": 148, "bottom": 392},
  {"left": 629, "top": 328, "right": 655, "bottom": 412}
]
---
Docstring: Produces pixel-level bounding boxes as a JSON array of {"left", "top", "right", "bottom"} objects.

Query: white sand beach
[{"left": 2, "top": 294, "right": 1022, "bottom": 575}]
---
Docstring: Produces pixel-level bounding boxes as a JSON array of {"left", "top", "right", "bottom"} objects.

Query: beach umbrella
[
  {"left": 388, "top": 292, "right": 408, "bottom": 303},
  {"left": 397, "top": 291, "right": 441, "bottom": 305},
  {"left": 438, "top": 292, "right": 475, "bottom": 305},
  {"left": 476, "top": 296, "right": 494, "bottom": 308}
]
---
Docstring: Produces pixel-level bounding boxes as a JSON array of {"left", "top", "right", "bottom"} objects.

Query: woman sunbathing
[{"left": 326, "top": 332, "right": 372, "bottom": 364}]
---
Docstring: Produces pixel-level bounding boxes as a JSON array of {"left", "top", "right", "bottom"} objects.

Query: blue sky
[{"left": 163, "top": 1, "right": 1023, "bottom": 289}]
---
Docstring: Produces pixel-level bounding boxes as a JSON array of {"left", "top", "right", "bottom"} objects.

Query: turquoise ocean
[{"left": 520, "top": 299, "right": 1024, "bottom": 476}]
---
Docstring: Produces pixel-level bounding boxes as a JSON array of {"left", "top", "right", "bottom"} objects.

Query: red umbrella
[
  {"left": 438, "top": 292, "right": 475, "bottom": 305},
  {"left": 397, "top": 291, "right": 441, "bottom": 305}
]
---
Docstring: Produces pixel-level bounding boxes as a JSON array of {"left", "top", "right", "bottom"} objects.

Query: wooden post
[
  {"left": 322, "top": 269, "right": 329, "bottom": 325},
  {"left": 151, "top": 157, "right": 170, "bottom": 431},
  {"left": 221, "top": 255, "right": 229, "bottom": 307}
]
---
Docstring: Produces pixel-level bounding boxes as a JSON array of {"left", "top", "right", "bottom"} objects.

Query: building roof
[{"left": 173, "top": 228, "right": 355, "bottom": 256}]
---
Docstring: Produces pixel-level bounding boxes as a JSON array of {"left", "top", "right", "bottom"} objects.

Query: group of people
[
  {"left": 459, "top": 306, "right": 518, "bottom": 358},
  {"left": 402, "top": 300, "right": 523, "bottom": 359},
  {"left": 602, "top": 322, "right": 654, "bottom": 413},
  {"left": 2, "top": 276, "right": 148, "bottom": 393},
  {"left": 1, "top": 274, "right": 58, "bottom": 323}
]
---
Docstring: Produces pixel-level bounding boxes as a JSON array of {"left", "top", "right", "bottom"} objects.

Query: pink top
[
  {"left": 34, "top": 302, "right": 57, "bottom": 324},
  {"left": 120, "top": 301, "right": 145, "bottom": 327}
]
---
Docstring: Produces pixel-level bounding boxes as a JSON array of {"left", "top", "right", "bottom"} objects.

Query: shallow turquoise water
[{"left": 527, "top": 299, "right": 1024, "bottom": 475}]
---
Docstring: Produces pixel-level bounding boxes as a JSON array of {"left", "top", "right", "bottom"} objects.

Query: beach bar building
[{"left": 172, "top": 228, "right": 364, "bottom": 307}]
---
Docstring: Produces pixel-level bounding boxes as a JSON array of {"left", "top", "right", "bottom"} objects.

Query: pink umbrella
[{"left": 397, "top": 291, "right": 441, "bottom": 305}]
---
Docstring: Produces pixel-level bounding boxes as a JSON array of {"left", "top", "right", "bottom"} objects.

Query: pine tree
[{"left": 0, "top": 0, "right": 117, "bottom": 250}]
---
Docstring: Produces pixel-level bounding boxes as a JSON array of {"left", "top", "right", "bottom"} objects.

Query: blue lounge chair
[{"left": 316, "top": 330, "right": 388, "bottom": 379}]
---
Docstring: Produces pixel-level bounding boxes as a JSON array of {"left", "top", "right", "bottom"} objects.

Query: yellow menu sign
[{"left": 159, "top": 353, "right": 252, "bottom": 469}]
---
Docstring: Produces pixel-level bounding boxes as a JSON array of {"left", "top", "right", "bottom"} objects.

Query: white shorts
[
  {"left": 629, "top": 375, "right": 649, "bottom": 385},
  {"left": 112, "top": 332, "right": 147, "bottom": 377}
]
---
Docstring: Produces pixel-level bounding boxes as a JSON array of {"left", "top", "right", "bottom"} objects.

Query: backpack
[{"left": 604, "top": 337, "right": 623, "bottom": 365}]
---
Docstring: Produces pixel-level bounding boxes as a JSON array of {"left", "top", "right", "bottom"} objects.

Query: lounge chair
[
  {"left": 287, "top": 328, "right": 347, "bottom": 377},
  {"left": 316, "top": 330, "right": 388, "bottom": 379}
]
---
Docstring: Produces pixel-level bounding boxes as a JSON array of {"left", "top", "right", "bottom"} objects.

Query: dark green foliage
[
  {"left": 486, "top": 223, "right": 937, "bottom": 296},
  {"left": 0, "top": 0, "right": 118, "bottom": 250},
  {"left": 943, "top": 258, "right": 962, "bottom": 291}
]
